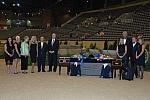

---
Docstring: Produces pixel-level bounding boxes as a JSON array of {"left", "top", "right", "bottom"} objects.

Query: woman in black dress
[
  {"left": 13, "top": 36, "right": 21, "bottom": 74},
  {"left": 116, "top": 38, "right": 127, "bottom": 68},
  {"left": 4, "top": 37, "right": 14, "bottom": 74},
  {"left": 29, "top": 36, "right": 38, "bottom": 73},
  {"left": 136, "top": 38, "right": 145, "bottom": 79}
]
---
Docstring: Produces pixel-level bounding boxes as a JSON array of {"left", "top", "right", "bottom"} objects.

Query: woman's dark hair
[{"left": 6, "top": 37, "right": 14, "bottom": 47}]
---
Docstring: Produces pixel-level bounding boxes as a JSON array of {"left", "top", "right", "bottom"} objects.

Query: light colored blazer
[{"left": 21, "top": 41, "right": 29, "bottom": 56}]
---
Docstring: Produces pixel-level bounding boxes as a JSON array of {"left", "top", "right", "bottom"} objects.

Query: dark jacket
[
  {"left": 38, "top": 42, "right": 47, "bottom": 58},
  {"left": 125, "top": 37, "right": 132, "bottom": 57},
  {"left": 131, "top": 42, "right": 139, "bottom": 63},
  {"left": 48, "top": 39, "right": 59, "bottom": 54}
]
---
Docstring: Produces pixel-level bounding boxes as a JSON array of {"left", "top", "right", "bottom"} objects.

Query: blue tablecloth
[{"left": 69, "top": 58, "right": 112, "bottom": 76}]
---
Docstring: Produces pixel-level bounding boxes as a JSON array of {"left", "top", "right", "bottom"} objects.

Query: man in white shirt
[
  {"left": 131, "top": 36, "right": 139, "bottom": 78},
  {"left": 122, "top": 31, "right": 132, "bottom": 63},
  {"left": 41, "top": 41, "right": 43, "bottom": 49},
  {"left": 122, "top": 31, "right": 127, "bottom": 45},
  {"left": 37, "top": 37, "right": 47, "bottom": 72}
]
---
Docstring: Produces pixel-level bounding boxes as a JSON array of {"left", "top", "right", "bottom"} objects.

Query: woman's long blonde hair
[{"left": 15, "top": 36, "right": 20, "bottom": 42}]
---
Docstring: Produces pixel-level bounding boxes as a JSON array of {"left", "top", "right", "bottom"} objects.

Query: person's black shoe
[
  {"left": 42, "top": 70, "right": 46, "bottom": 72},
  {"left": 135, "top": 76, "right": 139, "bottom": 78},
  {"left": 14, "top": 72, "right": 18, "bottom": 74},
  {"left": 38, "top": 71, "right": 41, "bottom": 72},
  {"left": 53, "top": 69, "right": 57, "bottom": 72},
  {"left": 24, "top": 72, "right": 28, "bottom": 74},
  {"left": 47, "top": 70, "right": 52, "bottom": 72},
  {"left": 128, "top": 79, "right": 133, "bottom": 81},
  {"left": 140, "top": 76, "right": 143, "bottom": 79}
]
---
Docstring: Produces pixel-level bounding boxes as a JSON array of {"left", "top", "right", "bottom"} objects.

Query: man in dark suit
[
  {"left": 48, "top": 33, "right": 59, "bottom": 72},
  {"left": 37, "top": 37, "right": 47, "bottom": 72},
  {"left": 122, "top": 31, "right": 132, "bottom": 63},
  {"left": 131, "top": 36, "right": 139, "bottom": 78}
]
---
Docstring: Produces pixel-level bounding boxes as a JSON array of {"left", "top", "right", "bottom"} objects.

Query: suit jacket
[
  {"left": 48, "top": 39, "right": 59, "bottom": 54},
  {"left": 131, "top": 42, "right": 139, "bottom": 62},
  {"left": 38, "top": 42, "right": 47, "bottom": 58},
  {"left": 124, "top": 37, "right": 132, "bottom": 56}
]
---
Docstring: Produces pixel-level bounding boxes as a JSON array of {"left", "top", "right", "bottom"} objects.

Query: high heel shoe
[
  {"left": 140, "top": 76, "right": 143, "bottom": 79},
  {"left": 14, "top": 72, "right": 18, "bottom": 74}
]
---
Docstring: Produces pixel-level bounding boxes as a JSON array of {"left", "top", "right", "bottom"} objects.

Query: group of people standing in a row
[
  {"left": 4, "top": 31, "right": 145, "bottom": 79},
  {"left": 4, "top": 33, "right": 59, "bottom": 74},
  {"left": 116, "top": 31, "right": 145, "bottom": 79}
]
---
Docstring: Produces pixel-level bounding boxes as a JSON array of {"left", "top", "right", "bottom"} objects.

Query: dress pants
[
  {"left": 38, "top": 56, "right": 46, "bottom": 72},
  {"left": 48, "top": 53, "right": 58, "bottom": 71},
  {"left": 21, "top": 56, "right": 28, "bottom": 70}
]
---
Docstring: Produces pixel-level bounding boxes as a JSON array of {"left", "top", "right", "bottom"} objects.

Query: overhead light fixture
[
  {"left": 17, "top": 3, "right": 20, "bottom": 7},
  {"left": 13, "top": 3, "right": 16, "bottom": 6},
  {"left": 2, "top": 1, "right": 5, "bottom": 4}
]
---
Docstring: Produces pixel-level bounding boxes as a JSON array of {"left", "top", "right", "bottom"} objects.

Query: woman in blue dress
[{"left": 136, "top": 38, "right": 145, "bottom": 79}]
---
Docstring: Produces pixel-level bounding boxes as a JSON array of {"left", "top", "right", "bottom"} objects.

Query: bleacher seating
[
  {"left": 18, "top": 28, "right": 51, "bottom": 39},
  {"left": 49, "top": 2, "right": 150, "bottom": 41},
  {"left": 0, "top": 2, "right": 150, "bottom": 41},
  {"left": 0, "top": 27, "right": 26, "bottom": 40}
]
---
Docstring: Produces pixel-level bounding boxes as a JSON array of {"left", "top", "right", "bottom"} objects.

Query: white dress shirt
[
  {"left": 133, "top": 42, "right": 137, "bottom": 47},
  {"left": 41, "top": 42, "right": 43, "bottom": 49},
  {"left": 123, "top": 38, "right": 127, "bottom": 45},
  {"left": 51, "top": 39, "right": 55, "bottom": 46}
]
